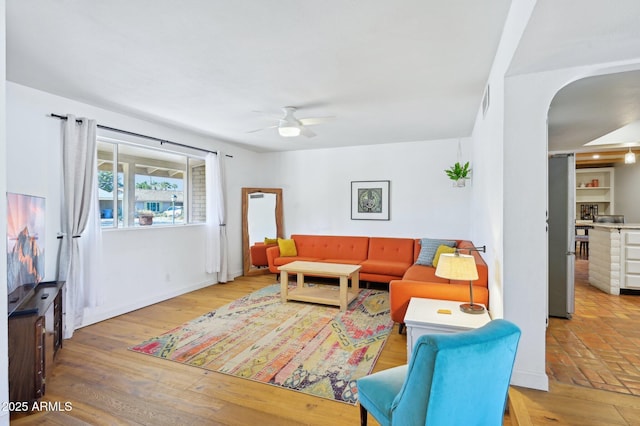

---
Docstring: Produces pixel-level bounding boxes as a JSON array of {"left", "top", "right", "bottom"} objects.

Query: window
[{"left": 97, "top": 139, "right": 205, "bottom": 228}]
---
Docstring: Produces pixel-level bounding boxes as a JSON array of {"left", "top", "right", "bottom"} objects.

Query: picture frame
[{"left": 351, "top": 180, "right": 390, "bottom": 220}]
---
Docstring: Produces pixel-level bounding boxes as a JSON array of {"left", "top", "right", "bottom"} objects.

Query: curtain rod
[{"left": 50, "top": 113, "right": 233, "bottom": 158}]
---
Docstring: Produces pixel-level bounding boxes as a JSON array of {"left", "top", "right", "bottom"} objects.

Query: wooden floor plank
[{"left": 10, "top": 272, "right": 636, "bottom": 425}]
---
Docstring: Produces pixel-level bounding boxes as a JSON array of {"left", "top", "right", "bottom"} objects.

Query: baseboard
[
  {"left": 78, "top": 278, "right": 218, "bottom": 328},
  {"left": 511, "top": 369, "right": 549, "bottom": 392}
]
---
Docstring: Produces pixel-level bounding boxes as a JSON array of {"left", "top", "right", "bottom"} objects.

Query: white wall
[
  {"left": 470, "top": 0, "right": 545, "bottom": 389},
  {"left": 1, "top": 1, "right": 10, "bottom": 424},
  {"left": 6, "top": 82, "right": 267, "bottom": 327},
  {"left": 614, "top": 162, "right": 640, "bottom": 222},
  {"left": 503, "top": 61, "right": 640, "bottom": 391},
  {"left": 265, "top": 138, "right": 473, "bottom": 240}
]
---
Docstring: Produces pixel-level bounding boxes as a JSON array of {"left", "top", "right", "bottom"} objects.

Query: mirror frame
[{"left": 242, "top": 187, "right": 284, "bottom": 276}]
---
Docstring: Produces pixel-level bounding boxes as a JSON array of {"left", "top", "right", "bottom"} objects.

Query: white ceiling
[
  {"left": 7, "top": 1, "right": 640, "bottom": 154},
  {"left": 6, "top": 0, "right": 511, "bottom": 152},
  {"left": 510, "top": 0, "right": 640, "bottom": 154},
  {"left": 548, "top": 70, "right": 640, "bottom": 153}
]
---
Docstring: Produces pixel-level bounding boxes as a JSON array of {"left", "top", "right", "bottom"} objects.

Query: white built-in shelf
[{"left": 575, "top": 167, "right": 614, "bottom": 219}]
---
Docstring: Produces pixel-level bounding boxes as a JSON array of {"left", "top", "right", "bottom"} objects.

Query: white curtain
[
  {"left": 58, "top": 114, "right": 102, "bottom": 338},
  {"left": 205, "top": 152, "right": 229, "bottom": 282}
]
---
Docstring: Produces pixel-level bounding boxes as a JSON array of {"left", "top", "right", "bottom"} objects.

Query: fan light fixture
[
  {"left": 278, "top": 125, "right": 301, "bottom": 137},
  {"left": 625, "top": 147, "right": 636, "bottom": 164}
]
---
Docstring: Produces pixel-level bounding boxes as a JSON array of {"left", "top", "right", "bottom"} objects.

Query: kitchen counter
[
  {"left": 591, "top": 223, "right": 640, "bottom": 230},
  {"left": 589, "top": 225, "right": 640, "bottom": 294}
]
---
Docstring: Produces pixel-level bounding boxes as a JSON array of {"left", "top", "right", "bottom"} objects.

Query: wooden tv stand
[{"left": 8, "top": 281, "right": 64, "bottom": 404}]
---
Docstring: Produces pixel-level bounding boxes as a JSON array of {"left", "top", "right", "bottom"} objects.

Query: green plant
[{"left": 444, "top": 161, "right": 471, "bottom": 181}]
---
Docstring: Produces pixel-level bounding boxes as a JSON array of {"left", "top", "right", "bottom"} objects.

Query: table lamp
[{"left": 435, "top": 252, "right": 485, "bottom": 314}]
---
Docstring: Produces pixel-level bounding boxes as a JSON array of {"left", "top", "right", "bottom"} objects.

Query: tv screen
[{"left": 7, "top": 192, "right": 45, "bottom": 314}]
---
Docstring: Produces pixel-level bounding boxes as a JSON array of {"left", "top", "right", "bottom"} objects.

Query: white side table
[{"left": 404, "top": 297, "right": 492, "bottom": 361}]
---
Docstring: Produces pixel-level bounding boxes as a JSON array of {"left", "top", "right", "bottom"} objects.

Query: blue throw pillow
[{"left": 416, "top": 238, "right": 457, "bottom": 266}]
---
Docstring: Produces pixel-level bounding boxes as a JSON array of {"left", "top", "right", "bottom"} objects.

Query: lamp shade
[
  {"left": 625, "top": 149, "right": 636, "bottom": 164},
  {"left": 435, "top": 253, "right": 478, "bottom": 281}
]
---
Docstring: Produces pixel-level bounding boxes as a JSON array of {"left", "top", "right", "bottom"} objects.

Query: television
[{"left": 7, "top": 192, "right": 45, "bottom": 315}]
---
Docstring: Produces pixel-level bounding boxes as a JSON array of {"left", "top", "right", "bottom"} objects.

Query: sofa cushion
[
  {"left": 367, "top": 237, "right": 415, "bottom": 262},
  {"left": 360, "top": 259, "right": 412, "bottom": 277},
  {"left": 278, "top": 238, "right": 298, "bottom": 257},
  {"left": 416, "top": 238, "right": 456, "bottom": 266},
  {"left": 322, "top": 258, "right": 367, "bottom": 265},
  {"left": 432, "top": 244, "right": 457, "bottom": 268},
  {"left": 264, "top": 237, "right": 278, "bottom": 245},
  {"left": 291, "top": 234, "right": 369, "bottom": 261},
  {"left": 272, "top": 256, "right": 320, "bottom": 267},
  {"left": 402, "top": 264, "right": 449, "bottom": 283}
]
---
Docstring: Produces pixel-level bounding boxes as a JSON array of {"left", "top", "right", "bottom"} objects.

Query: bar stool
[{"left": 575, "top": 234, "right": 589, "bottom": 258}]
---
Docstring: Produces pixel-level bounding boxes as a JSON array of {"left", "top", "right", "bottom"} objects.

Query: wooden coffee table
[{"left": 278, "top": 261, "right": 361, "bottom": 311}]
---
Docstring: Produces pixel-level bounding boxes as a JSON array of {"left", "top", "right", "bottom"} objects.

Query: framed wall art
[{"left": 351, "top": 180, "right": 390, "bottom": 220}]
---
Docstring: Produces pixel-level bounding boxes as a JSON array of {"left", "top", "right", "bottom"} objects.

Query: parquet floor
[{"left": 546, "top": 258, "right": 640, "bottom": 395}]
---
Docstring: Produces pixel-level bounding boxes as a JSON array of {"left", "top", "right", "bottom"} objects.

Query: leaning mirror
[{"left": 242, "top": 188, "right": 283, "bottom": 276}]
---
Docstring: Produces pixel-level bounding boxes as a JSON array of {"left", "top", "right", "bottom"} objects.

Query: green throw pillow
[
  {"left": 277, "top": 238, "right": 298, "bottom": 257},
  {"left": 432, "top": 245, "right": 457, "bottom": 268}
]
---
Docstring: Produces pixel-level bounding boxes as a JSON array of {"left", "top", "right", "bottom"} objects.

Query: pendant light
[{"left": 625, "top": 147, "right": 636, "bottom": 164}]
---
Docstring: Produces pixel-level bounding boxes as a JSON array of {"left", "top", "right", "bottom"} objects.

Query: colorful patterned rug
[{"left": 129, "top": 284, "right": 393, "bottom": 404}]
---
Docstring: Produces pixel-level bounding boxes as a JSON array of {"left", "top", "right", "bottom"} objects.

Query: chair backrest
[
  {"left": 390, "top": 319, "right": 521, "bottom": 426},
  {"left": 593, "top": 215, "right": 624, "bottom": 224}
]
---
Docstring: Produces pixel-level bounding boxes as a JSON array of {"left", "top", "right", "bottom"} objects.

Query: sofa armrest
[
  {"left": 266, "top": 245, "right": 281, "bottom": 274},
  {"left": 389, "top": 280, "right": 489, "bottom": 325}
]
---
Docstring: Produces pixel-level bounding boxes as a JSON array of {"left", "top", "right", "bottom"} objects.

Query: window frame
[{"left": 97, "top": 134, "right": 206, "bottom": 230}]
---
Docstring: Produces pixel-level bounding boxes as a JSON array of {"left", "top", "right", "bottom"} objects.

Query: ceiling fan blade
[
  {"left": 246, "top": 125, "right": 278, "bottom": 134},
  {"left": 300, "top": 126, "right": 316, "bottom": 138},
  {"left": 299, "top": 116, "right": 336, "bottom": 126}
]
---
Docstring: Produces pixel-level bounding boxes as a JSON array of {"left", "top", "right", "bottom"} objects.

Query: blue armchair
[{"left": 356, "top": 319, "right": 521, "bottom": 426}]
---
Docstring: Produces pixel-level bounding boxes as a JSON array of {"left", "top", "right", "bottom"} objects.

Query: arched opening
[{"left": 546, "top": 69, "right": 640, "bottom": 393}]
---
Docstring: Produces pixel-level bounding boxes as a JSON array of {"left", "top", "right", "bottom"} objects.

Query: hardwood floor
[
  {"left": 11, "top": 275, "right": 408, "bottom": 426},
  {"left": 9, "top": 273, "right": 640, "bottom": 425}
]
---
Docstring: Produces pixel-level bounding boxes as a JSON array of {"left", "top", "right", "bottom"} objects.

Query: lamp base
[{"left": 460, "top": 303, "right": 486, "bottom": 314}]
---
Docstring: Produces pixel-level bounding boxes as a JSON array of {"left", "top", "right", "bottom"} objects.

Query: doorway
[{"left": 546, "top": 69, "right": 640, "bottom": 395}]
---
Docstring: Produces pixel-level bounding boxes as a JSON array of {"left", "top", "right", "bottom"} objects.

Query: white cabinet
[
  {"left": 622, "top": 231, "right": 640, "bottom": 290},
  {"left": 576, "top": 167, "right": 614, "bottom": 220}
]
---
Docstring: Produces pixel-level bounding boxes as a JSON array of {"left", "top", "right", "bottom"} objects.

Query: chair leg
[
  {"left": 398, "top": 323, "right": 405, "bottom": 334},
  {"left": 360, "top": 404, "right": 368, "bottom": 426}
]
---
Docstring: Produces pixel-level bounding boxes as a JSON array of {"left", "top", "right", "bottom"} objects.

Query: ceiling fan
[{"left": 247, "top": 106, "right": 334, "bottom": 138}]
